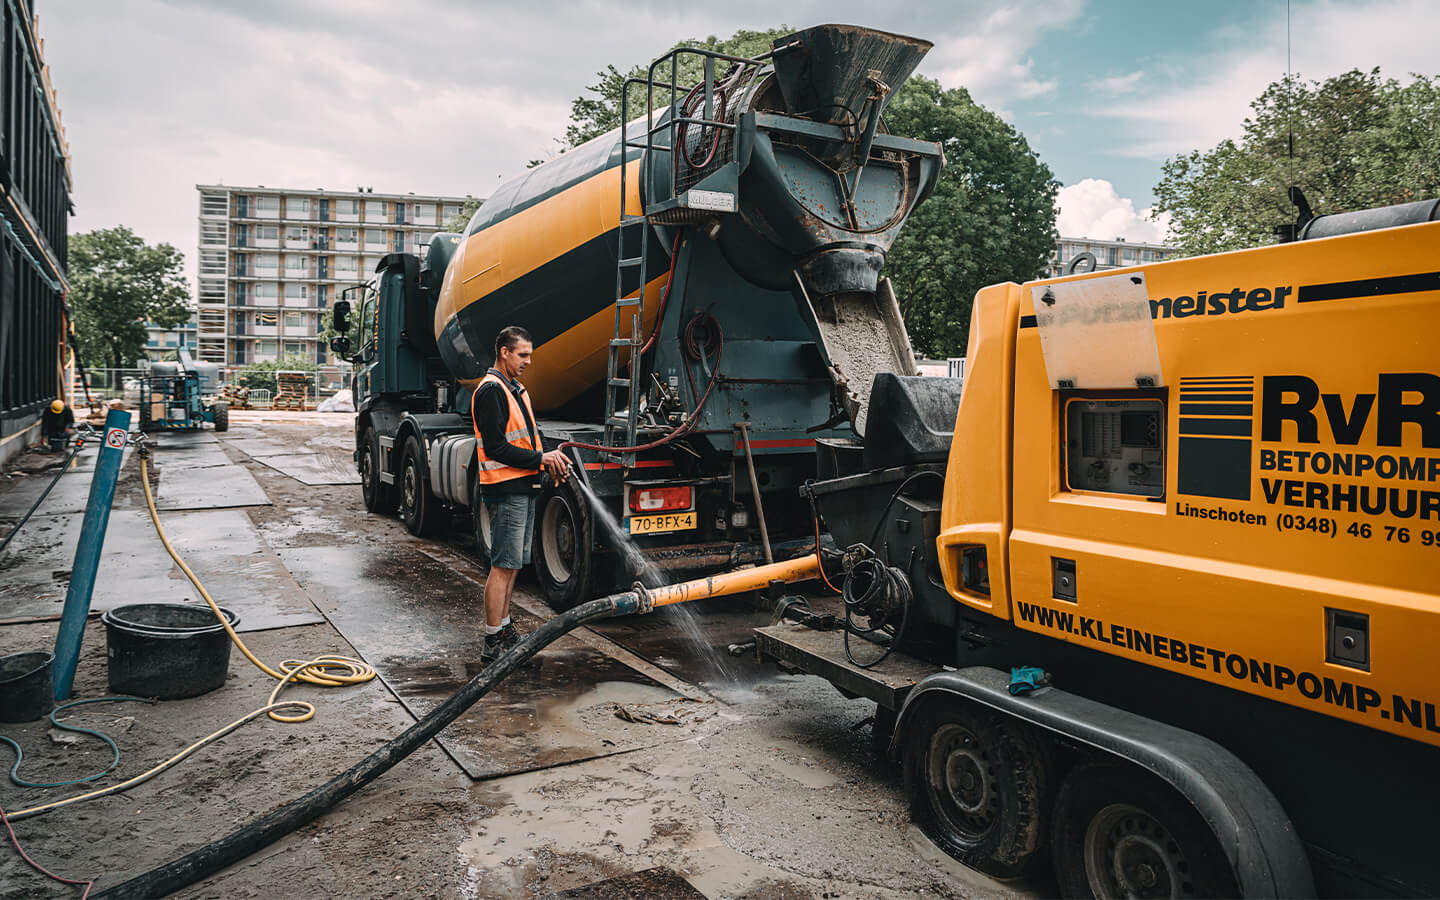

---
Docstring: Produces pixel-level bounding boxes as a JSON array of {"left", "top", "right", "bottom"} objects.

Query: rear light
[{"left": 629, "top": 485, "right": 692, "bottom": 513}]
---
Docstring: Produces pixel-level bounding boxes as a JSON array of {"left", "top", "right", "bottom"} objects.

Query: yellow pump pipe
[{"left": 641, "top": 553, "right": 822, "bottom": 609}]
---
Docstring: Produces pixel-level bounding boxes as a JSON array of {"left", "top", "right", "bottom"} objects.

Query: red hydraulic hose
[
  {"left": 558, "top": 314, "right": 723, "bottom": 456},
  {"left": 636, "top": 231, "right": 683, "bottom": 358}
]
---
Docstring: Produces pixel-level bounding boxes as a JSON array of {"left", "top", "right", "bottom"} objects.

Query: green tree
[
  {"left": 884, "top": 77, "right": 1058, "bottom": 357},
  {"left": 1154, "top": 69, "right": 1440, "bottom": 257},
  {"left": 564, "top": 27, "right": 792, "bottom": 149},
  {"left": 68, "top": 227, "right": 190, "bottom": 369},
  {"left": 442, "top": 198, "right": 482, "bottom": 233}
]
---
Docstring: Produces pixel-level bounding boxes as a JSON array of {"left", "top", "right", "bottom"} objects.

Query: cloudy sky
[{"left": 36, "top": 0, "right": 1437, "bottom": 282}]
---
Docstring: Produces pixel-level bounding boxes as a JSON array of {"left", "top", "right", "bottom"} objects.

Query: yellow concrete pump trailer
[{"left": 768, "top": 197, "right": 1440, "bottom": 898}]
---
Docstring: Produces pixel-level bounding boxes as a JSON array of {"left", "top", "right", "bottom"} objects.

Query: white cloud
[
  {"left": 1098, "top": 0, "right": 1440, "bottom": 159},
  {"left": 1056, "top": 179, "right": 1171, "bottom": 242},
  {"left": 1089, "top": 71, "right": 1144, "bottom": 95},
  {"left": 926, "top": 0, "right": 1087, "bottom": 108}
]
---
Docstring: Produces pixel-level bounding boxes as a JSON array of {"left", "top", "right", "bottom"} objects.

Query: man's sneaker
[
  {"left": 480, "top": 632, "right": 505, "bottom": 666},
  {"left": 497, "top": 622, "right": 522, "bottom": 650}
]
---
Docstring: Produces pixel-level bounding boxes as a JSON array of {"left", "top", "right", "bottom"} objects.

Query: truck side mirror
[
  {"left": 330, "top": 300, "right": 353, "bottom": 357},
  {"left": 331, "top": 299, "right": 351, "bottom": 335}
]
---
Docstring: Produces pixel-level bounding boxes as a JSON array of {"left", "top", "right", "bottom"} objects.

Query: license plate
[{"left": 627, "top": 511, "right": 696, "bottom": 535}]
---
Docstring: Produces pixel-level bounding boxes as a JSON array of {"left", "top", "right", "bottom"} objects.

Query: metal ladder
[
  {"left": 600, "top": 148, "right": 649, "bottom": 467},
  {"left": 601, "top": 47, "right": 764, "bottom": 465}
]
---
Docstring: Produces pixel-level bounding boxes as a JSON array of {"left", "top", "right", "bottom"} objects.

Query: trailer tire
[
  {"left": 471, "top": 478, "right": 492, "bottom": 573},
  {"left": 360, "top": 427, "right": 397, "bottom": 515},
  {"left": 904, "top": 700, "right": 1052, "bottom": 878},
  {"left": 211, "top": 402, "right": 229, "bottom": 432},
  {"left": 399, "top": 435, "right": 443, "bottom": 536},
  {"left": 1051, "top": 763, "right": 1239, "bottom": 900},
  {"left": 535, "top": 477, "right": 593, "bottom": 611}
]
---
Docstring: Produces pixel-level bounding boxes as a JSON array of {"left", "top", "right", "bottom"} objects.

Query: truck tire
[
  {"left": 534, "top": 477, "right": 593, "bottom": 611},
  {"left": 1051, "top": 763, "right": 1238, "bottom": 900},
  {"left": 904, "top": 700, "right": 1052, "bottom": 878},
  {"left": 398, "top": 435, "right": 443, "bottom": 536},
  {"left": 471, "top": 478, "right": 492, "bottom": 573},
  {"left": 360, "top": 427, "right": 397, "bottom": 515},
  {"left": 211, "top": 401, "right": 229, "bottom": 432}
]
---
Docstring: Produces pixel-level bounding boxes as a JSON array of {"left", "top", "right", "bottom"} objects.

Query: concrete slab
[
  {"left": 151, "top": 444, "right": 232, "bottom": 469},
  {"left": 153, "top": 464, "right": 270, "bottom": 510},
  {"left": 279, "top": 544, "right": 687, "bottom": 780},
  {"left": 0, "top": 465, "right": 136, "bottom": 518},
  {"left": 222, "top": 437, "right": 304, "bottom": 457},
  {"left": 0, "top": 509, "right": 323, "bottom": 631},
  {"left": 248, "top": 452, "right": 359, "bottom": 486}
]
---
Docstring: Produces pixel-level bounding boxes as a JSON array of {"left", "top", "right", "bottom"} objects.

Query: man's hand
[{"left": 541, "top": 449, "right": 571, "bottom": 482}]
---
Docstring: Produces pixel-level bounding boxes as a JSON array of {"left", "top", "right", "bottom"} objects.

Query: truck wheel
[
  {"left": 360, "top": 427, "right": 397, "bottom": 514},
  {"left": 535, "top": 477, "right": 593, "bottom": 611},
  {"left": 211, "top": 401, "right": 229, "bottom": 432},
  {"left": 1051, "top": 763, "right": 1239, "bottom": 900},
  {"left": 398, "top": 435, "right": 442, "bottom": 536},
  {"left": 904, "top": 700, "right": 1052, "bottom": 878},
  {"left": 471, "top": 478, "right": 492, "bottom": 573}
]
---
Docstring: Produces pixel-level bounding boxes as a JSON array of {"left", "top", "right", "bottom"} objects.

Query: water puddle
[{"left": 573, "top": 478, "right": 741, "bottom": 690}]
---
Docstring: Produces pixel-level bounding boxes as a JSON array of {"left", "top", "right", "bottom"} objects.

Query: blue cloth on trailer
[{"left": 1008, "top": 666, "right": 1048, "bottom": 695}]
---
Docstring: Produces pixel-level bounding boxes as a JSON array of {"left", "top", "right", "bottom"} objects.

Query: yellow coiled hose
[
  {"left": 7, "top": 451, "right": 377, "bottom": 822},
  {"left": 136, "top": 452, "right": 375, "bottom": 721}
]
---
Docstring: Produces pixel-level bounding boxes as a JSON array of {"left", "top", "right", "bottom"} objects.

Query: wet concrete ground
[{"left": 0, "top": 412, "right": 1032, "bottom": 898}]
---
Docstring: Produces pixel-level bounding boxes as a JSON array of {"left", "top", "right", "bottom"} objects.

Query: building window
[
  {"left": 364, "top": 200, "right": 384, "bottom": 219},
  {"left": 284, "top": 341, "right": 305, "bottom": 357},
  {"left": 257, "top": 225, "right": 279, "bottom": 240},
  {"left": 337, "top": 228, "right": 358, "bottom": 244},
  {"left": 254, "top": 195, "right": 280, "bottom": 212},
  {"left": 289, "top": 197, "right": 310, "bottom": 213},
  {"left": 284, "top": 283, "right": 309, "bottom": 300},
  {"left": 257, "top": 340, "right": 277, "bottom": 357},
  {"left": 255, "top": 312, "right": 277, "bottom": 326},
  {"left": 257, "top": 253, "right": 279, "bottom": 270},
  {"left": 364, "top": 229, "right": 385, "bottom": 246},
  {"left": 255, "top": 283, "right": 279, "bottom": 300},
  {"left": 285, "top": 254, "right": 309, "bottom": 271}
]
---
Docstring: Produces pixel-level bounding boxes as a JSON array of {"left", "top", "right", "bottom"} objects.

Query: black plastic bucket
[
  {"left": 0, "top": 651, "right": 54, "bottom": 722},
  {"left": 102, "top": 603, "right": 238, "bottom": 700}
]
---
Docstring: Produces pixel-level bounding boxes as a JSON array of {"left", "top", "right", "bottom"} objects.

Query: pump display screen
[{"left": 1065, "top": 399, "right": 1164, "bottom": 497}]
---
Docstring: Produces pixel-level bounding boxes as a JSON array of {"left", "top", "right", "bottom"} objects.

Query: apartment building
[
  {"left": 1049, "top": 236, "right": 1175, "bottom": 278},
  {"left": 143, "top": 317, "right": 197, "bottom": 361},
  {"left": 194, "top": 185, "right": 476, "bottom": 368}
]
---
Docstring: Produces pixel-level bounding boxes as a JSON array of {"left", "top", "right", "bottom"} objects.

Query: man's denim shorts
[{"left": 486, "top": 493, "right": 536, "bottom": 570}]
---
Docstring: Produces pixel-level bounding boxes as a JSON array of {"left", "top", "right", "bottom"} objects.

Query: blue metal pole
[{"left": 52, "top": 408, "right": 131, "bottom": 700}]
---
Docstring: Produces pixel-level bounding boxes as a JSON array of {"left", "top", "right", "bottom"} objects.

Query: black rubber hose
[{"left": 96, "top": 590, "right": 646, "bottom": 899}]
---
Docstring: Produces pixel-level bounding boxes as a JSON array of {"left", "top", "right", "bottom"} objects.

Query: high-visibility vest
[{"left": 473, "top": 372, "right": 542, "bottom": 486}]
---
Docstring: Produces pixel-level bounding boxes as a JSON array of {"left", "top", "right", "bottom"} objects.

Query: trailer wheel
[
  {"left": 1051, "top": 763, "right": 1238, "bottom": 900},
  {"left": 360, "top": 427, "right": 397, "bottom": 515},
  {"left": 471, "top": 478, "right": 492, "bottom": 573},
  {"left": 535, "top": 477, "right": 593, "bottom": 611},
  {"left": 904, "top": 700, "right": 1052, "bottom": 878},
  {"left": 211, "top": 401, "right": 229, "bottom": 432},
  {"left": 398, "top": 435, "right": 442, "bottom": 536}
]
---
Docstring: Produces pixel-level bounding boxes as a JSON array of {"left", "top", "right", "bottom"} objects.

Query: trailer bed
[{"left": 753, "top": 610, "right": 940, "bottom": 709}]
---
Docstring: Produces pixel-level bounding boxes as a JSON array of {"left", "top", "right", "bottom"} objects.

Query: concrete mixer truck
[{"left": 330, "top": 24, "right": 944, "bottom": 608}]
